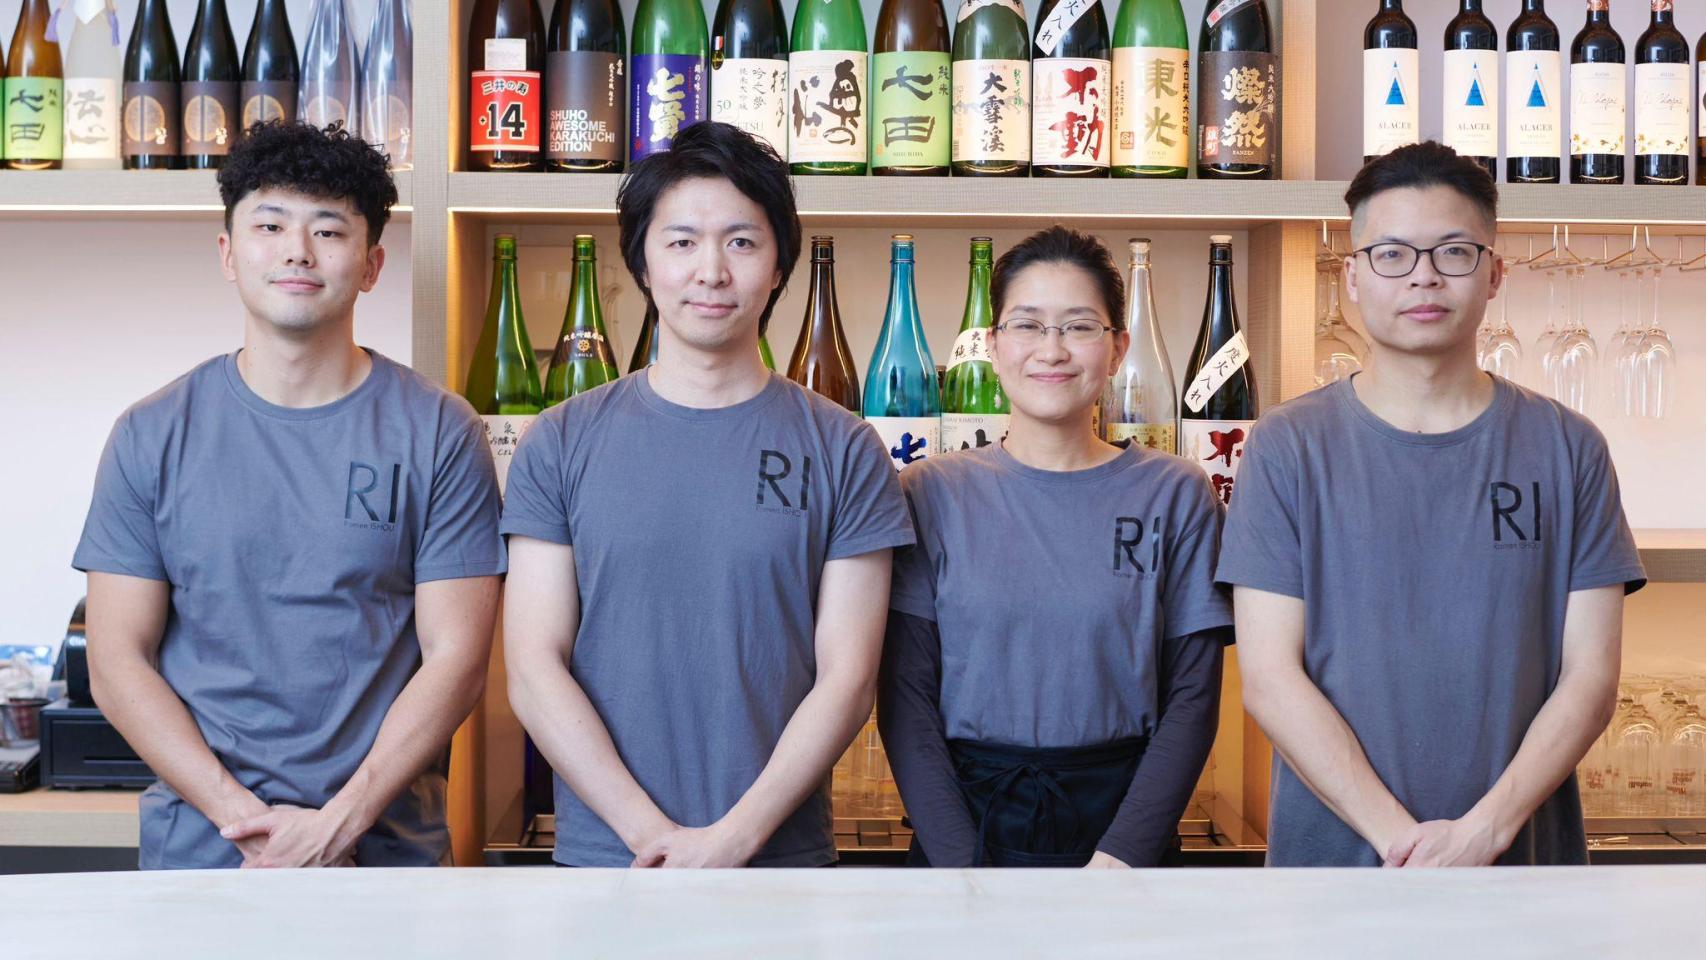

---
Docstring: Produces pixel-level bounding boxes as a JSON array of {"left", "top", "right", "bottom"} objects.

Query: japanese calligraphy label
[
  {"left": 1198, "top": 50, "right": 1275, "bottom": 169},
  {"left": 956, "top": 0, "right": 1025, "bottom": 23},
  {"left": 946, "top": 328, "right": 992, "bottom": 371},
  {"left": 547, "top": 51, "right": 624, "bottom": 163},
  {"left": 1204, "top": 0, "right": 1257, "bottom": 29},
  {"left": 482, "top": 415, "right": 537, "bottom": 497},
  {"left": 952, "top": 58, "right": 1029, "bottom": 163},
  {"left": 1032, "top": 56, "right": 1109, "bottom": 167},
  {"left": 1034, "top": 0, "right": 1096, "bottom": 58},
  {"left": 1112, "top": 46, "right": 1188, "bottom": 169},
  {"left": 182, "top": 80, "right": 238, "bottom": 157},
  {"left": 471, "top": 63, "right": 541, "bottom": 154},
  {"left": 241, "top": 80, "right": 297, "bottom": 130},
  {"left": 1634, "top": 62, "right": 1690, "bottom": 157},
  {"left": 63, "top": 77, "right": 120, "bottom": 160},
  {"left": 867, "top": 416, "right": 940, "bottom": 471},
  {"left": 1442, "top": 49, "right": 1498, "bottom": 159},
  {"left": 711, "top": 56, "right": 788, "bottom": 157},
  {"left": 872, "top": 50, "right": 950, "bottom": 169},
  {"left": 1362, "top": 48, "right": 1419, "bottom": 158},
  {"left": 788, "top": 50, "right": 868, "bottom": 164},
  {"left": 631, "top": 53, "right": 706, "bottom": 161},
  {"left": 1506, "top": 50, "right": 1561, "bottom": 159},
  {"left": 3, "top": 77, "right": 63, "bottom": 160},
  {"left": 942, "top": 413, "right": 1009, "bottom": 453},
  {"left": 1180, "top": 419, "right": 1253, "bottom": 506},
  {"left": 1182, "top": 330, "right": 1248, "bottom": 414},
  {"left": 1568, "top": 61, "right": 1625, "bottom": 157},
  {"left": 1107, "top": 422, "right": 1176, "bottom": 453},
  {"left": 122, "top": 81, "right": 179, "bottom": 156}
]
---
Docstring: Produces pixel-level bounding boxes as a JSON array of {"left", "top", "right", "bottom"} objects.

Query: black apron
[{"left": 908, "top": 737, "right": 1148, "bottom": 868}]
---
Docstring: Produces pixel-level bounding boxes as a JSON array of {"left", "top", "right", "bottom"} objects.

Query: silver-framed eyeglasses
[
  {"left": 1355, "top": 241, "right": 1492, "bottom": 278},
  {"left": 996, "top": 318, "right": 1112, "bottom": 343}
]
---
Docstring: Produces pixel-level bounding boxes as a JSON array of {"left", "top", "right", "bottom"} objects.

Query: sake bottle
[
  {"left": 241, "top": 0, "right": 299, "bottom": 131},
  {"left": 1180, "top": 235, "right": 1257, "bottom": 505},
  {"left": 181, "top": 0, "right": 240, "bottom": 168},
  {"left": 464, "top": 235, "right": 545, "bottom": 496},
  {"left": 1111, "top": 0, "right": 1189, "bottom": 179},
  {"left": 631, "top": 0, "right": 708, "bottom": 161},
  {"left": 711, "top": 0, "right": 788, "bottom": 157},
  {"left": 1104, "top": 238, "right": 1177, "bottom": 453},
  {"left": 1569, "top": 0, "right": 1625, "bottom": 184},
  {"left": 1507, "top": 0, "right": 1562, "bottom": 183},
  {"left": 123, "top": 0, "right": 181, "bottom": 169},
  {"left": 1031, "top": 0, "right": 1111, "bottom": 176},
  {"left": 362, "top": 0, "right": 414, "bottom": 168},
  {"left": 468, "top": 0, "right": 546, "bottom": 170},
  {"left": 787, "top": 236, "right": 862, "bottom": 412},
  {"left": 941, "top": 237, "right": 1007, "bottom": 452},
  {"left": 546, "top": 0, "right": 624, "bottom": 172},
  {"left": 1363, "top": 0, "right": 1419, "bottom": 164},
  {"left": 865, "top": 235, "right": 940, "bottom": 470},
  {"left": 298, "top": 0, "right": 360, "bottom": 134},
  {"left": 62, "top": 0, "right": 123, "bottom": 169},
  {"left": 951, "top": 0, "right": 1030, "bottom": 176},
  {"left": 544, "top": 235, "right": 621, "bottom": 407},
  {"left": 789, "top": 0, "right": 869, "bottom": 174},
  {"left": 1443, "top": 0, "right": 1499, "bottom": 179},
  {"left": 872, "top": 0, "right": 950, "bottom": 175},
  {"left": 759, "top": 334, "right": 777, "bottom": 369},
  {"left": 1197, "top": 0, "right": 1275, "bottom": 178},
  {"left": 4, "top": 0, "right": 63, "bottom": 170}
]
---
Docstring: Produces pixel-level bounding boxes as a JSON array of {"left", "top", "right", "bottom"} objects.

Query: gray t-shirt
[
  {"left": 499, "top": 370, "right": 914, "bottom": 867},
  {"left": 891, "top": 443, "right": 1233, "bottom": 747},
  {"left": 1216, "top": 375, "right": 1646, "bottom": 867},
  {"left": 72, "top": 350, "right": 506, "bottom": 869}
]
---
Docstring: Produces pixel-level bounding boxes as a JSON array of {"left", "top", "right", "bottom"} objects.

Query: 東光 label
[
  {"left": 867, "top": 416, "right": 940, "bottom": 470},
  {"left": 872, "top": 51, "right": 950, "bottom": 170},
  {"left": 482, "top": 415, "right": 537, "bottom": 497},
  {"left": 1442, "top": 49, "right": 1498, "bottom": 159},
  {"left": 1568, "top": 61, "right": 1625, "bottom": 157},
  {"left": 1506, "top": 50, "right": 1561, "bottom": 159},
  {"left": 1635, "top": 62, "right": 1690, "bottom": 157},
  {"left": 952, "top": 58, "right": 1030, "bottom": 164},
  {"left": 788, "top": 50, "right": 868, "bottom": 165},
  {"left": 1180, "top": 418, "right": 1255, "bottom": 506},
  {"left": 1112, "top": 46, "right": 1188, "bottom": 170},
  {"left": 1032, "top": 56, "right": 1110, "bottom": 169},
  {"left": 942, "top": 413, "right": 1009, "bottom": 453},
  {"left": 711, "top": 56, "right": 788, "bottom": 157},
  {"left": 1362, "top": 47, "right": 1419, "bottom": 158}
]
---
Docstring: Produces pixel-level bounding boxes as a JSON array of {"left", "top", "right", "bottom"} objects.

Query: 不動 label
[
  {"left": 1181, "top": 419, "right": 1254, "bottom": 506},
  {"left": 867, "top": 416, "right": 939, "bottom": 471},
  {"left": 1032, "top": 57, "right": 1110, "bottom": 168},
  {"left": 482, "top": 414, "right": 537, "bottom": 497}
]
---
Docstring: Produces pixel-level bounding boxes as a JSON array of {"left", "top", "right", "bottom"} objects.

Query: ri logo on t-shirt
[
  {"left": 756, "top": 449, "right": 811, "bottom": 516},
  {"left": 1489, "top": 480, "right": 1544, "bottom": 549},
  {"left": 346, "top": 461, "right": 403, "bottom": 531},
  {"left": 1113, "top": 516, "right": 1163, "bottom": 579}
]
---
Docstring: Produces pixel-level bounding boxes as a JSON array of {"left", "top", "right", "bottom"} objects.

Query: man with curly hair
[{"left": 73, "top": 123, "right": 505, "bottom": 869}]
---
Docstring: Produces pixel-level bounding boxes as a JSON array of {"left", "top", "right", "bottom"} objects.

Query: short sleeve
[
  {"left": 499, "top": 410, "right": 572, "bottom": 546},
  {"left": 826, "top": 422, "right": 916, "bottom": 561},
  {"left": 1162, "top": 472, "right": 1235, "bottom": 640},
  {"left": 72, "top": 413, "right": 168, "bottom": 582},
  {"left": 887, "top": 479, "right": 936, "bottom": 621},
  {"left": 415, "top": 408, "right": 508, "bottom": 583},
  {"left": 1214, "top": 420, "right": 1305, "bottom": 599},
  {"left": 1567, "top": 429, "right": 1646, "bottom": 595}
]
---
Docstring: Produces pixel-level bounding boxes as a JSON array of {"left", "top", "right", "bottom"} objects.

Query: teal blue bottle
[{"left": 864, "top": 234, "right": 940, "bottom": 470}]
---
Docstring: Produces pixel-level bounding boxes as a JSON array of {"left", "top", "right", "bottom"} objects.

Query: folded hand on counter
[{"left": 222, "top": 803, "right": 361, "bottom": 868}]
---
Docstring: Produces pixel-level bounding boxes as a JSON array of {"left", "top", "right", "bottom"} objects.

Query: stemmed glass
[
  {"left": 1549, "top": 265, "right": 1599, "bottom": 415},
  {"left": 1314, "top": 269, "right": 1368, "bottom": 386},
  {"left": 1481, "top": 260, "right": 1523, "bottom": 380},
  {"left": 1631, "top": 260, "right": 1677, "bottom": 419}
]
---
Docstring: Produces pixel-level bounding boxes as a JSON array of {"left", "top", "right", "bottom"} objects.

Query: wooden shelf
[
  {"left": 0, "top": 787, "right": 140, "bottom": 849},
  {"left": 1635, "top": 530, "right": 1706, "bottom": 584},
  {"left": 0, "top": 169, "right": 414, "bottom": 219}
]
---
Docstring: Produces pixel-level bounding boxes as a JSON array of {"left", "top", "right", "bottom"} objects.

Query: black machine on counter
[{"left": 41, "top": 599, "right": 154, "bottom": 789}]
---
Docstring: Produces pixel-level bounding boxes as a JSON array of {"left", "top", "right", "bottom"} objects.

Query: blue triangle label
[
  {"left": 1526, "top": 65, "right": 1548, "bottom": 108},
  {"left": 1466, "top": 66, "right": 1485, "bottom": 107},
  {"left": 1384, "top": 61, "right": 1407, "bottom": 106}
]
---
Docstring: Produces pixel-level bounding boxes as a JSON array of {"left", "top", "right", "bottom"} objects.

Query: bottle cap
[{"left": 1210, "top": 234, "right": 1232, "bottom": 244}]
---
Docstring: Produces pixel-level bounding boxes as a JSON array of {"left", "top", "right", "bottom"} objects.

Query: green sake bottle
[
  {"left": 544, "top": 235, "right": 621, "bottom": 407},
  {"left": 1111, "top": 0, "right": 1189, "bottom": 178},
  {"left": 789, "top": 0, "right": 868, "bottom": 175},
  {"left": 941, "top": 237, "right": 1008, "bottom": 451},
  {"left": 463, "top": 234, "right": 544, "bottom": 495}
]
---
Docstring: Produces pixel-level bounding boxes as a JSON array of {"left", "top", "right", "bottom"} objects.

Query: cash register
[{"left": 39, "top": 600, "right": 154, "bottom": 789}]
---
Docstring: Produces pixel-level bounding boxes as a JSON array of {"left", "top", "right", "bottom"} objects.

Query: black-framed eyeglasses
[
  {"left": 995, "top": 319, "right": 1112, "bottom": 343},
  {"left": 1354, "top": 241, "right": 1491, "bottom": 278}
]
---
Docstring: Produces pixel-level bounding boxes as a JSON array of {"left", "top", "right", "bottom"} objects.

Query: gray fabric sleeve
[
  {"left": 827, "top": 422, "right": 917, "bottom": 560},
  {"left": 877, "top": 609, "right": 977, "bottom": 867},
  {"left": 498, "top": 412, "right": 571, "bottom": 546},
  {"left": 416, "top": 408, "right": 507, "bottom": 582},
  {"left": 1094, "top": 626, "right": 1229, "bottom": 867},
  {"left": 1567, "top": 426, "right": 1647, "bottom": 595},
  {"left": 1214, "top": 420, "right": 1305, "bottom": 598},
  {"left": 72, "top": 412, "right": 167, "bottom": 581}
]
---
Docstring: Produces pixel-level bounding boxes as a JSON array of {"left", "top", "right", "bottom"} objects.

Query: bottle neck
[
  {"left": 571, "top": 257, "right": 605, "bottom": 333},
  {"left": 1460, "top": 0, "right": 1483, "bottom": 12},
  {"left": 1205, "top": 259, "right": 1241, "bottom": 340},
  {"left": 809, "top": 255, "right": 838, "bottom": 335},
  {"left": 961, "top": 258, "right": 993, "bottom": 332},
  {"left": 1524, "top": 0, "right": 1546, "bottom": 13},
  {"left": 884, "top": 257, "right": 926, "bottom": 346},
  {"left": 1381, "top": 0, "right": 1403, "bottom": 10},
  {"left": 1650, "top": 2, "right": 1673, "bottom": 26},
  {"left": 491, "top": 258, "right": 525, "bottom": 347},
  {"left": 1586, "top": 1, "right": 1609, "bottom": 25}
]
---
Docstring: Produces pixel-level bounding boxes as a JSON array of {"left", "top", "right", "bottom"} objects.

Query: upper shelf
[
  {"left": 0, "top": 169, "right": 414, "bottom": 220},
  {"left": 446, "top": 173, "right": 1706, "bottom": 232}
]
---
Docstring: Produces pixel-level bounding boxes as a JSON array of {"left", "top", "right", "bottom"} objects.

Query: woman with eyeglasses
[{"left": 878, "top": 227, "right": 1234, "bottom": 869}]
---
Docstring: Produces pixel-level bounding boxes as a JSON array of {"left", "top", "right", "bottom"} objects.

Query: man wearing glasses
[{"left": 1218, "top": 142, "right": 1645, "bottom": 867}]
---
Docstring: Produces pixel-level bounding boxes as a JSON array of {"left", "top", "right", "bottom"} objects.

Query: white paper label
[
  {"left": 72, "top": 0, "right": 105, "bottom": 23},
  {"left": 1181, "top": 419, "right": 1254, "bottom": 505},
  {"left": 1034, "top": 0, "right": 1097, "bottom": 58},
  {"left": 956, "top": 0, "right": 1026, "bottom": 24},
  {"left": 482, "top": 414, "right": 537, "bottom": 496},
  {"left": 1507, "top": 50, "right": 1561, "bottom": 158},
  {"left": 485, "top": 38, "right": 527, "bottom": 72},
  {"left": 1363, "top": 48, "right": 1419, "bottom": 157},
  {"left": 1107, "top": 422, "right": 1176, "bottom": 453},
  {"left": 1182, "top": 331, "right": 1249, "bottom": 414},
  {"left": 1031, "top": 57, "right": 1110, "bottom": 168},
  {"left": 1569, "top": 61, "right": 1626, "bottom": 156},
  {"left": 867, "top": 416, "right": 940, "bottom": 470},
  {"left": 1442, "top": 48, "right": 1499, "bottom": 158},
  {"left": 952, "top": 59, "right": 1030, "bottom": 163},
  {"left": 712, "top": 58, "right": 789, "bottom": 157},
  {"left": 941, "top": 413, "right": 1009, "bottom": 453},
  {"left": 1635, "top": 62, "right": 1690, "bottom": 157},
  {"left": 787, "top": 50, "right": 868, "bottom": 164},
  {"left": 1204, "top": 0, "right": 1256, "bottom": 29},
  {"left": 947, "top": 328, "right": 993, "bottom": 370},
  {"left": 62, "top": 78, "right": 121, "bottom": 159},
  {"left": 1112, "top": 46, "right": 1188, "bottom": 169}
]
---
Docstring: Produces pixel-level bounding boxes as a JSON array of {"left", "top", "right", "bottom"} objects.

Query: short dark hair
[
  {"left": 616, "top": 122, "right": 802, "bottom": 334},
  {"left": 991, "top": 226, "right": 1126, "bottom": 331},
  {"left": 1344, "top": 141, "right": 1499, "bottom": 235},
  {"left": 218, "top": 121, "right": 397, "bottom": 245}
]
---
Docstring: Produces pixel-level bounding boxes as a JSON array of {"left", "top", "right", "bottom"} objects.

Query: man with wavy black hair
[{"left": 75, "top": 122, "right": 504, "bottom": 869}]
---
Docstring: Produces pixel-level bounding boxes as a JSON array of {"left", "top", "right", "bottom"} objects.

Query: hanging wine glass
[
  {"left": 1314, "top": 269, "right": 1367, "bottom": 386},
  {"left": 1481, "top": 264, "right": 1523, "bottom": 381},
  {"left": 1550, "top": 265, "right": 1598, "bottom": 415},
  {"left": 1534, "top": 269, "right": 1563, "bottom": 391},
  {"left": 1607, "top": 267, "right": 1641, "bottom": 417},
  {"left": 1633, "top": 263, "right": 1676, "bottom": 419}
]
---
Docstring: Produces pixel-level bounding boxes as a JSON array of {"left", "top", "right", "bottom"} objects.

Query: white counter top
[{"left": 3, "top": 865, "right": 1703, "bottom": 958}]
